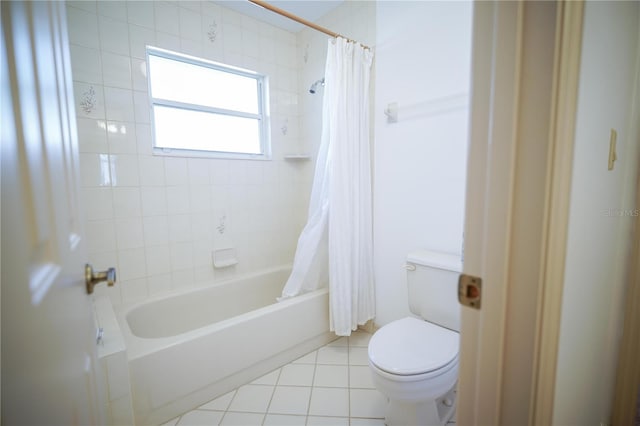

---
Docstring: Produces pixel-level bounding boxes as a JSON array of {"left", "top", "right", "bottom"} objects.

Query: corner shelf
[{"left": 284, "top": 154, "right": 311, "bottom": 161}]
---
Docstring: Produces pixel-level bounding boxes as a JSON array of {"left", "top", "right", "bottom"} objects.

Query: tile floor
[
  {"left": 163, "top": 330, "right": 386, "bottom": 426},
  {"left": 163, "top": 330, "right": 456, "bottom": 426}
]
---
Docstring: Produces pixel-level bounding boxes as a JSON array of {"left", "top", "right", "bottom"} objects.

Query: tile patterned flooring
[
  {"left": 163, "top": 330, "right": 386, "bottom": 426},
  {"left": 163, "top": 330, "right": 456, "bottom": 426}
]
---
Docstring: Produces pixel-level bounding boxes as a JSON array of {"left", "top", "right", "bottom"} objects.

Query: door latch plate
[{"left": 458, "top": 274, "right": 482, "bottom": 309}]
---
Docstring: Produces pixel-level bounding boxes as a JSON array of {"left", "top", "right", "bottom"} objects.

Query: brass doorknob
[{"left": 85, "top": 264, "right": 116, "bottom": 294}]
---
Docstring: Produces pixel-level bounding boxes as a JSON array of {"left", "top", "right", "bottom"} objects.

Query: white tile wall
[{"left": 68, "top": 0, "right": 309, "bottom": 306}]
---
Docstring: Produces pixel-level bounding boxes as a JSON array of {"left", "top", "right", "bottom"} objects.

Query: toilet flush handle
[{"left": 403, "top": 263, "right": 416, "bottom": 271}]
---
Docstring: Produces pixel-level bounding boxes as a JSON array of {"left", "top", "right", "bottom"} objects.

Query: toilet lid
[{"left": 368, "top": 317, "right": 459, "bottom": 376}]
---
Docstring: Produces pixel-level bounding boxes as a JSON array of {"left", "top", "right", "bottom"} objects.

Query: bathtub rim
[{"left": 116, "top": 266, "right": 328, "bottom": 360}]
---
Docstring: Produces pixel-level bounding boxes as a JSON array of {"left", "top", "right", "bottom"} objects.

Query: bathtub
[{"left": 117, "top": 266, "right": 333, "bottom": 425}]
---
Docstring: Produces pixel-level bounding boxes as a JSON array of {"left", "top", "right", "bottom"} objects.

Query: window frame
[{"left": 146, "top": 46, "right": 271, "bottom": 160}]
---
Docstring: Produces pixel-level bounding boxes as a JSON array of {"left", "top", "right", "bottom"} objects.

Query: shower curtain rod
[{"left": 247, "top": 0, "right": 370, "bottom": 50}]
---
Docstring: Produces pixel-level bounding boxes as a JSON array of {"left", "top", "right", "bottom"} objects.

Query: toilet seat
[{"left": 368, "top": 317, "right": 459, "bottom": 376}]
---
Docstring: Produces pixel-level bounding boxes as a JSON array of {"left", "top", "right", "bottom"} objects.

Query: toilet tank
[{"left": 407, "top": 250, "right": 462, "bottom": 332}]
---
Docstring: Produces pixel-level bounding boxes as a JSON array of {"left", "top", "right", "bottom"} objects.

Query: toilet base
[{"left": 383, "top": 383, "right": 457, "bottom": 426}]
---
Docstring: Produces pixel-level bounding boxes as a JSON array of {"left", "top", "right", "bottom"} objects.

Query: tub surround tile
[
  {"left": 83, "top": 187, "right": 114, "bottom": 220},
  {"left": 86, "top": 220, "right": 117, "bottom": 253},
  {"left": 138, "top": 157, "right": 166, "bottom": 187},
  {"left": 112, "top": 187, "right": 142, "bottom": 218},
  {"left": 80, "top": 153, "right": 111, "bottom": 187},
  {"left": 115, "top": 217, "right": 145, "bottom": 249},
  {"left": 97, "top": 1, "right": 126, "bottom": 21},
  {"left": 117, "top": 247, "right": 147, "bottom": 280},
  {"left": 70, "top": 44, "right": 103, "bottom": 84},
  {"left": 76, "top": 117, "right": 109, "bottom": 153},
  {"left": 140, "top": 186, "right": 169, "bottom": 216},
  {"left": 147, "top": 273, "right": 172, "bottom": 296},
  {"left": 120, "top": 277, "right": 149, "bottom": 304},
  {"left": 144, "top": 245, "right": 171, "bottom": 275},
  {"left": 142, "top": 215, "right": 169, "bottom": 245},
  {"left": 133, "top": 90, "right": 151, "bottom": 123},
  {"left": 107, "top": 121, "right": 137, "bottom": 154},
  {"left": 98, "top": 16, "right": 130, "bottom": 56},
  {"left": 135, "top": 123, "right": 153, "bottom": 155},
  {"left": 101, "top": 51, "right": 132, "bottom": 89},
  {"left": 74, "top": 82, "right": 106, "bottom": 119},
  {"left": 156, "top": 31, "right": 181, "bottom": 51},
  {"left": 104, "top": 87, "right": 135, "bottom": 123},
  {"left": 155, "top": 2, "right": 180, "bottom": 35},
  {"left": 127, "top": 1, "right": 154, "bottom": 29},
  {"left": 131, "top": 58, "right": 148, "bottom": 92},
  {"left": 69, "top": 0, "right": 341, "bottom": 320},
  {"left": 67, "top": 6, "right": 100, "bottom": 49}
]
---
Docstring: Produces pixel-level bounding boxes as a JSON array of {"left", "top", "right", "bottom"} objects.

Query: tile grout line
[
  {"left": 304, "top": 349, "right": 319, "bottom": 425},
  {"left": 259, "top": 367, "right": 281, "bottom": 426}
]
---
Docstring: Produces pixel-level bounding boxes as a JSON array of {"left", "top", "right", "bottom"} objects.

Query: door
[
  {"left": 457, "top": 1, "right": 640, "bottom": 424},
  {"left": 1, "top": 1, "right": 106, "bottom": 424},
  {"left": 457, "top": 1, "right": 569, "bottom": 424}
]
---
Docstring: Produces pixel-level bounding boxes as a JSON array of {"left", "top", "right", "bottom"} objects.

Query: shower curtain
[{"left": 280, "top": 37, "right": 375, "bottom": 336}]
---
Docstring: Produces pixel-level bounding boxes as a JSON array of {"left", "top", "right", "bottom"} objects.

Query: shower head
[{"left": 309, "top": 78, "right": 325, "bottom": 94}]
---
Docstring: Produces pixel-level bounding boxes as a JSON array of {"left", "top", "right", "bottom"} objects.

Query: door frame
[
  {"left": 530, "top": 1, "right": 584, "bottom": 424},
  {"left": 458, "top": 1, "right": 586, "bottom": 424},
  {"left": 611, "top": 27, "right": 640, "bottom": 424}
]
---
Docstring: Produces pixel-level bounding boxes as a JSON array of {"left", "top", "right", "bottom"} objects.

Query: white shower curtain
[{"left": 280, "top": 37, "right": 375, "bottom": 336}]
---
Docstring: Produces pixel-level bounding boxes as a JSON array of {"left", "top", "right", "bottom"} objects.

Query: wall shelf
[{"left": 284, "top": 154, "right": 311, "bottom": 161}]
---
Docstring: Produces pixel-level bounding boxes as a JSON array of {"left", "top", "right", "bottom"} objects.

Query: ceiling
[{"left": 214, "top": 1, "right": 344, "bottom": 33}]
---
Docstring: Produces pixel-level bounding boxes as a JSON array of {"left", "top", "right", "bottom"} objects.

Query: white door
[
  {"left": 2, "top": 1, "right": 107, "bottom": 424},
  {"left": 458, "top": 1, "right": 639, "bottom": 424},
  {"left": 456, "top": 1, "right": 573, "bottom": 424}
]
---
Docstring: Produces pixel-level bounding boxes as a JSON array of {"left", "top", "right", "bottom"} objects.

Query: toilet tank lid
[{"left": 407, "top": 250, "right": 462, "bottom": 272}]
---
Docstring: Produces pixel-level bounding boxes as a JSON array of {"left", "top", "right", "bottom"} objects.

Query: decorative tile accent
[
  {"left": 80, "top": 85, "right": 97, "bottom": 114},
  {"left": 217, "top": 215, "right": 226, "bottom": 234},
  {"left": 207, "top": 20, "right": 218, "bottom": 43}
]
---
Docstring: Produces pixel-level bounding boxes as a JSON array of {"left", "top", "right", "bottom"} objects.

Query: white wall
[
  {"left": 373, "top": 2, "right": 472, "bottom": 325},
  {"left": 67, "top": 1, "right": 309, "bottom": 305},
  {"left": 553, "top": 1, "right": 640, "bottom": 424}
]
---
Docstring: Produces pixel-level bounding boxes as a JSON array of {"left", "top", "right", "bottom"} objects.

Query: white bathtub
[{"left": 117, "top": 266, "right": 332, "bottom": 425}]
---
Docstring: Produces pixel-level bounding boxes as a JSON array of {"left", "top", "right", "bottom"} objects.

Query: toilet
[{"left": 368, "top": 250, "right": 461, "bottom": 426}]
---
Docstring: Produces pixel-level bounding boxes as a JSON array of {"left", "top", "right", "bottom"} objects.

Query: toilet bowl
[{"left": 368, "top": 251, "right": 461, "bottom": 426}]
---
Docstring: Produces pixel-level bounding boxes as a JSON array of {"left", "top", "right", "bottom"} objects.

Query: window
[{"left": 147, "top": 47, "right": 270, "bottom": 159}]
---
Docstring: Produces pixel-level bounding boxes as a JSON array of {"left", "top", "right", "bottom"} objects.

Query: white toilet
[{"left": 368, "top": 250, "right": 461, "bottom": 426}]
